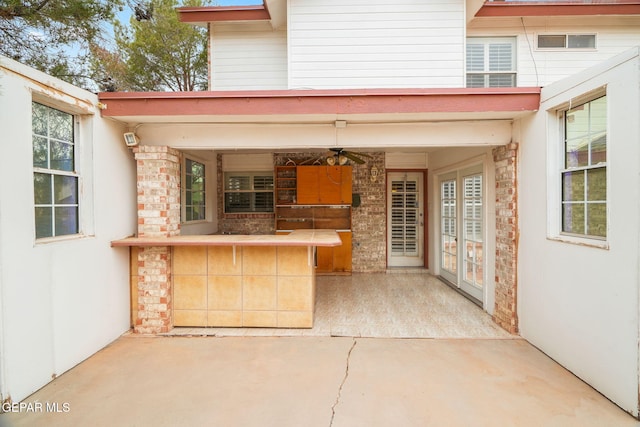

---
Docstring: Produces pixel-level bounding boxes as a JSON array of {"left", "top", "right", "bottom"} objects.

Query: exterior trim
[
  {"left": 178, "top": 5, "right": 271, "bottom": 23},
  {"left": 476, "top": 1, "right": 640, "bottom": 17},
  {"left": 98, "top": 88, "right": 541, "bottom": 117}
]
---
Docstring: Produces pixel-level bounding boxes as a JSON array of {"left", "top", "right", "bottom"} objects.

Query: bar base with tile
[{"left": 112, "top": 230, "right": 341, "bottom": 329}]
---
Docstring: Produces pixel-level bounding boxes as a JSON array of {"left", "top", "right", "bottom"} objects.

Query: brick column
[
  {"left": 492, "top": 143, "right": 519, "bottom": 334},
  {"left": 133, "top": 146, "right": 181, "bottom": 334}
]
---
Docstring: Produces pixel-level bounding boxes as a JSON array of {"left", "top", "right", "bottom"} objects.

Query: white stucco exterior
[
  {"left": 1, "top": 1, "right": 639, "bottom": 419},
  {"left": 0, "top": 57, "right": 137, "bottom": 403},
  {"left": 518, "top": 48, "right": 640, "bottom": 417}
]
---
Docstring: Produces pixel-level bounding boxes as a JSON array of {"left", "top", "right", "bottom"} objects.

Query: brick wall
[
  {"left": 135, "top": 146, "right": 181, "bottom": 238},
  {"left": 133, "top": 146, "right": 181, "bottom": 334},
  {"left": 492, "top": 143, "right": 519, "bottom": 334},
  {"left": 216, "top": 151, "right": 387, "bottom": 272},
  {"left": 351, "top": 152, "right": 386, "bottom": 272},
  {"left": 273, "top": 151, "right": 387, "bottom": 272}
]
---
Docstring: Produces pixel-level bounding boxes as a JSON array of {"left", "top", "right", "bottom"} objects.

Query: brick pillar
[
  {"left": 133, "top": 146, "right": 181, "bottom": 334},
  {"left": 492, "top": 143, "right": 519, "bottom": 334}
]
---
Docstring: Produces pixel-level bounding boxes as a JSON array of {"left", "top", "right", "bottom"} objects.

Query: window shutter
[
  {"left": 488, "top": 43, "right": 513, "bottom": 72},
  {"left": 466, "top": 43, "right": 485, "bottom": 72}
]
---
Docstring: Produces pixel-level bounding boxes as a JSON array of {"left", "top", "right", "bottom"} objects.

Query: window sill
[
  {"left": 536, "top": 48, "right": 597, "bottom": 52},
  {"left": 223, "top": 213, "right": 274, "bottom": 219},
  {"left": 35, "top": 233, "right": 93, "bottom": 245},
  {"left": 547, "top": 234, "right": 609, "bottom": 250},
  {"left": 182, "top": 220, "right": 209, "bottom": 225}
]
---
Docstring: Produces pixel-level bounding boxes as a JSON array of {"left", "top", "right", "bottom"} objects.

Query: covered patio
[{"left": 164, "top": 272, "right": 512, "bottom": 339}]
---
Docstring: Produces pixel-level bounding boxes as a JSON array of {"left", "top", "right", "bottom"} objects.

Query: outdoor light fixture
[
  {"left": 123, "top": 132, "right": 140, "bottom": 147},
  {"left": 370, "top": 165, "right": 379, "bottom": 182}
]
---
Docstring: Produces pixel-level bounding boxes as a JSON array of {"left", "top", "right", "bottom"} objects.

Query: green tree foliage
[
  {"left": 94, "top": 0, "right": 208, "bottom": 92},
  {"left": 0, "top": 0, "right": 121, "bottom": 85}
]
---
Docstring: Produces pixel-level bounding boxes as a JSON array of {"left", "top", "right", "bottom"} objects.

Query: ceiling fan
[{"left": 326, "top": 148, "right": 371, "bottom": 165}]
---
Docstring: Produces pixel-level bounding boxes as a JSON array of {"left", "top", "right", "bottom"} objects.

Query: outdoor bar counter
[{"left": 112, "top": 230, "right": 342, "bottom": 329}]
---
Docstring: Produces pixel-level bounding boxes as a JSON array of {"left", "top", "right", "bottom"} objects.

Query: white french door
[
  {"left": 439, "top": 166, "right": 484, "bottom": 303},
  {"left": 387, "top": 172, "right": 424, "bottom": 267}
]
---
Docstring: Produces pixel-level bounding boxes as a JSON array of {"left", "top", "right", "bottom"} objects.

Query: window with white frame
[
  {"left": 224, "top": 172, "right": 274, "bottom": 213},
  {"left": 32, "top": 102, "right": 79, "bottom": 239},
  {"left": 538, "top": 34, "right": 596, "bottom": 50},
  {"left": 466, "top": 37, "right": 517, "bottom": 88},
  {"left": 561, "top": 95, "right": 607, "bottom": 239},
  {"left": 183, "top": 158, "right": 206, "bottom": 222}
]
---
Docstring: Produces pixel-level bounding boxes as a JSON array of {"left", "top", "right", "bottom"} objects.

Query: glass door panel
[
  {"left": 461, "top": 172, "right": 483, "bottom": 300},
  {"left": 387, "top": 172, "right": 424, "bottom": 267},
  {"left": 439, "top": 166, "right": 484, "bottom": 304},
  {"left": 440, "top": 176, "right": 457, "bottom": 283}
]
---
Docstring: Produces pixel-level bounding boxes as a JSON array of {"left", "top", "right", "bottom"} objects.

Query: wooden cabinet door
[
  {"left": 316, "top": 232, "right": 352, "bottom": 273},
  {"left": 296, "top": 166, "right": 319, "bottom": 204},
  {"left": 333, "top": 232, "right": 352, "bottom": 272},
  {"left": 316, "top": 246, "right": 334, "bottom": 273},
  {"left": 317, "top": 166, "right": 342, "bottom": 204},
  {"left": 297, "top": 166, "right": 352, "bottom": 205},
  {"left": 340, "top": 167, "right": 352, "bottom": 204}
]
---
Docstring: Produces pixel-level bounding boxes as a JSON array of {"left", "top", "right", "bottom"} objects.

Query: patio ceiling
[{"left": 97, "top": 87, "right": 541, "bottom": 125}]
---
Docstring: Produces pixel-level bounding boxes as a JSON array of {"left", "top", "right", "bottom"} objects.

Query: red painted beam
[
  {"left": 476, "top": 1, "right": 640, "bottom": 17},
  {"left": 178, "top": 5, "right": 271, "bottom": 23},
  {"left": 98, "top": 88, "right": 541, "bottom": 117}
]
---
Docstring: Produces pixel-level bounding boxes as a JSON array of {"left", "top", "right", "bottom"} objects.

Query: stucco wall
[
  {"left": 517, "top": 48, "right": 640, "bottom": 416},
  {"left": 0, "top": 57, "right": 137, "bottom": 403}
]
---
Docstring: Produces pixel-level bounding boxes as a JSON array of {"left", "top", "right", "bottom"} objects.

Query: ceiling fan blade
[
  {"left": 342, "top": 152, "right": 366, "bottom": 164},
  {"left": 345, "top": 150, "right": 372, "bottom": 158}
]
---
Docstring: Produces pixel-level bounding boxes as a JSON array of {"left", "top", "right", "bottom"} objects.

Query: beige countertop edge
[{"left": 111, "top": 229, "right": 342, "bottom": 248}]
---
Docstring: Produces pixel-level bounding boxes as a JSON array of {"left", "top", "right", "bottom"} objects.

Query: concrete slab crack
[{"left": 330, "top": 338, "right": 357, "bottom": 427}]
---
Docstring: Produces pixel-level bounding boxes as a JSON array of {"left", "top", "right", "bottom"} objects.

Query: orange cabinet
[
  {"left": 275, "top": 165, "right": 353, "bottom": 274},
  {"left": 297, "top": 166, "right": 352, "bottom": 205},
  {"left": 316, "top": 231, "right": 352, "bottom": 274}
]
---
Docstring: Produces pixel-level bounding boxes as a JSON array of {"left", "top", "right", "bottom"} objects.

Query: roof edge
[
  {"left": 476, "top": 1, "right": 640, "bottom": 17},
  {"left": 177, "top": 5, "right": 271, "bottom": 23},
  {"left": 98, "top": 87, "right": 541, "bottom": 118},
  {"left": 99, "top": 87, "right": 542, "bottom": 101}
]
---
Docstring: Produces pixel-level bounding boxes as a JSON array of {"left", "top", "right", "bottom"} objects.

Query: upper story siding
[
  {"left": 210, "top": 23, "right": 287, "bottom": 90},
  {"left": 468, "top": 16, "right": 640, "bottom": 87},
  {"left": 288, "top": 0, "right": 465, "bottom": 89},
  {"left": 206, "top": 3, "right": 640, "bottom": 91}
]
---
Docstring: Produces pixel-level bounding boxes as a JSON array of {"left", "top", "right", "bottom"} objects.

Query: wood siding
[
  {"left": 211, "top": 24, "right": 287, "bottom": 90},
  {"left": 288, "top": 0, "right": 465, "bottom": 89},
  {"left": 468, "top": 17, "right": 640, "bottom": 87}
]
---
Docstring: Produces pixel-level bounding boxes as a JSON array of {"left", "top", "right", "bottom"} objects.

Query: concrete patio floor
[{"left": 1, "top": 335, "right": 638, "bottom": 427}]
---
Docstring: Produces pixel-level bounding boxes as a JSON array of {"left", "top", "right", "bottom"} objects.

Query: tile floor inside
[{"left": 165, "top": 272, "right": 515, "bottom": 339}]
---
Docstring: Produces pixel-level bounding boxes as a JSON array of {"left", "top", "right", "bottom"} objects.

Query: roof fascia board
[
  {"left": 178, "top": 5, "right": 271, "bottom": 24},
  {"left": 98, "top": 88, "right": 541, "bottom": 118},
  {"left": 476, "top": 1, "right": 640, "bottom": 17}
]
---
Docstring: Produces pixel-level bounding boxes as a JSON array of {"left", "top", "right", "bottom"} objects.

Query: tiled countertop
[{"left": 111, "top": 229, "right": 342, "bottom": 247}]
